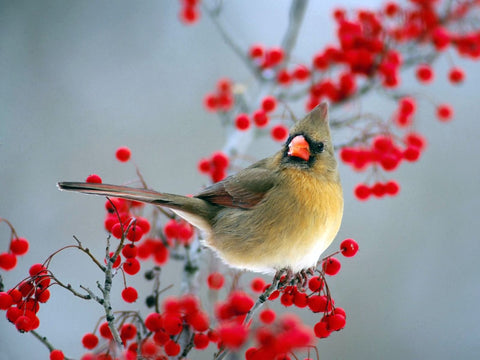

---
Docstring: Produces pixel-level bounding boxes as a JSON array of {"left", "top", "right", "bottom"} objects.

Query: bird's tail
[{"left": 57, "top": 182, "right": 213, "bottom": 221}]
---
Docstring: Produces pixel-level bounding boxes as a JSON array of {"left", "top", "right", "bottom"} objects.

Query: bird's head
[{"left": 281, "top": 103, "right": 338, "bottom": 177}]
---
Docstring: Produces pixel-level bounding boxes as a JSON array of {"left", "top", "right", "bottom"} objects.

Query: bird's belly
[{"left": 206, "top": 180, "right": 343, "bottom": 273}]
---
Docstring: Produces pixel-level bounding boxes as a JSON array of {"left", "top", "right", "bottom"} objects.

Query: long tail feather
[{"left": 57, "top": 182, "right": 214, "bottom": 222}]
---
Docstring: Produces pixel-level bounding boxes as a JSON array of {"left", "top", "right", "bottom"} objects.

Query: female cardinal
[{"left": 58, "top": 103, "right": 343, "bottom": 275}]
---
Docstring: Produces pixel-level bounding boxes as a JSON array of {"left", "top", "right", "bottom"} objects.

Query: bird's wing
[{"left": 195, "top": 162, "right": 278, "bottom": 209}]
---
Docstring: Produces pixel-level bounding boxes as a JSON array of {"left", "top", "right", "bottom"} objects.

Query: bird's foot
[{"left": 274, "top": 267, "right": 315, "bottom": 290}]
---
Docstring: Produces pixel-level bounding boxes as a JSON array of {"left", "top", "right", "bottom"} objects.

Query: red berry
[
  {"left": 436, "top": 104, "right": 453, "bottom": 121},
  {"left": 308, "top": 276, "right": 324, "bottom": 292},
  {"left": 292, "top": 64, "right": 310, "bottom": 81},
  {"left": 265, "top": 47, "right": 284, "bottom": 67},
  {"left": 325, "top": 313, "right": 346, "bottom": 331},
  {"left": 163, "top": 313, "right": 183, "bottom": 335},
  {"left": 252, "top": 109, "right": 269, "bottom": 128},
  {"left": 105, "top": 252, "right": 121, "bottom": 268},
  {"left": 322, "top": 257, "right": 341, "bottom": 276},
  {"left": 198, "top": 158, "right": 211, "bottom": 173},
  {"left": 0, "top": 292, "right": 13, "bottom": 310},
  {"left": 230, "top": 291, "right": 254, "bottom": 314},
  {"left": 0, "top": 252, "right": 17, "bottom": 270},
  {"left": 340, "top": 238, "right": 359, "bottom": 257},
  {"left": 384, "top": 1, "right": 399, "bottom": 16},
  {"left": 179, "top": 5, "right": 200, "bottom": 25},
  {"left": 416, "top": 64, "right": 434, "bottom": 84},
  {"left": 307, "top": 294, "right": 333, "bottom": 313},
  {"left": 82, "top": 333, "right": 99, "bottom": 350},
  {"left": 448, "top": 67, "right": 465, "bottom": 84},
  {"left": 111, "top": 223, "right": 124, "bottom": 239},
  {"left": 259, "top": 308, "right": 276, "bottom": 324},
  {"left": 293, "top": 291, "right": 308, "bottom": 308},
  {"left": 189, "top": 311, "right": 210, "bottom": 332},
  {"left": 371, "top": 182, "right": 387, "bottom": 197},
  {"left": 399, "top": 97, "right": 416, "bottom": 116},
  {"left": 354, "top": 184, "right": 371, "bottom": 201},
  {"left": 314, "top": 320, "right": 331, "bottom": 338},
  {"left": 217, "top": 323, "right": 248, "bottom": 350},
  {"left": 261, "top": 96, "right": 277, "bottom": 113},
  {"left": 85, "top": 174, "right": 102, "bottom": 184},
  {"left": 122, "top": 244, "right": 137, "bottom": 259},
  {"left": 194, "top": 333, "right": 210, "bottom": 349},
  {"left": 50, "top": 350, "right": 65, "bottom": 360},
  {"left": 122, "top": 287, "right": 138, "bottom": 303},
  {"left": 207, "top": 272, "right": 224, "bottom": 290},
  {"left": 271, "top": 125, "right": 288, "bottom": 142},
  {"left": 36, "top": 288, "right": 51, "bottom": 303},
  {"left": 203, "top": 93, "right": 218, "bottom": 111},
  {"left": 280, "top": 292, "right": 294, "bottom": 307},
  {"left": 385, "top": 180, "right": 400, "bottom": 196},
  {"left": 145, "top": 312, "right": 163, "bottom": 332},
  {"left": 115, "top": 146, "right": 131, "bottom": 162},
  {"left": 123, "top": 258, "right": 140, "bottom": 275},
  {"left": 403, "top": 146, "right": 421, "bottom": 162},
  {"left": 235, "top": 113, "right": 251, "bottom": 131},
  {"left": 211, "top": 151, "right": 230, "bottom": 169},
  {"left": 249, "top": 44, "right": 265, "bottom": 59},
  {"left": 15, "top": 315, "right": 32, "bottom": 332},
  {"left": 165, "top": 339, "right": 181, "bottom": 356},
  {"left": 250, "top": 277, "right": 266, "bottom": 292},
  {"left": 120, "top": 323, "right": 137, "bottom": 341},
  {"left": 10, "top": 237, "right": 29, "bottom": 256},
  {"left": 277, "top": 69, "right": 292, "bottom": 85},
  {"left": 405, "top": 132, "right": 427, "bottom": 151}
]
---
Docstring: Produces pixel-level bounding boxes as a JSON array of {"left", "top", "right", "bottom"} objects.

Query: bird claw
[{"left": 274, "top": 266, "right": 316, "bottom": 290}]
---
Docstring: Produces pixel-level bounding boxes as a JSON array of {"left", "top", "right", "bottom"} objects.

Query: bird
[{"left": 58, "top": 103, "right": 343, "bottom": 276}]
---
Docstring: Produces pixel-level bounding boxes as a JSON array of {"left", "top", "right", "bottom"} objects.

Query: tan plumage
[{"left": 58, "top": 103, "right": 343, "bottom": 274}]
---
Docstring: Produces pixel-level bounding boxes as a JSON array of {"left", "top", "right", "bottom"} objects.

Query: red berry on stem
[
  {"left": 250, "top": 277, "right": 266, "bottom": 292},
  {"left": 416, "top": 64, "right": 434, "bottom": 84},
  {"left": 249, "top": 44, "right": 265, "bottom": 59},
  {"left": 308, "top": 276, "right": 324, "bottom": 292},
  {"left": 50, "top": 350, "right": 65, "bottom": 360},
  {"left": 0, "top": 252, "right": 17, "bottom": 271},
  {"left": 10, "top": 237, "right": 29, "bottom": 255},
  {"left": 86, "top": 174, "right": 102, "bottom": 184},
  {"left": 203, "top": 93, "right": 218, "bottom": 111},
  {"left": 322, "top": 257, "right": 341, "bottom": 276},
  {"left": 449, "top": 67, "right": 465, "bottom": 84},
  {"left": 0, "top": 292, "right": 13, "bottom": 310},
  {"left": 292, "top": 64, "right": 310, "bottom": 81},
  {"left": 179, "top": 5, "right": 200, "bottom": 25},
  {"left": 340, "top": 238, "right": 359, "bottom": 257},
  {"left": 261, "top": 96, "right": 277, "bottom": 113},
  {"left": 372, "top": 182, "right": 387, "bottom": 197},
  {"left": 385, "top": 180, "right": 400, "bottom": 196},
  {"left": 115, "top": 146, "right": 131, "bottom": 162},
  {"left": 207, "top": 272, "right": 225, "bottom": 290},
  {"left": 82, "top": 333, "right": 99, "bottom": 350},
  {"left": 259, "top": 308, "right": 276, "bottom": 324},
  {"left": 122, "top": 287, "right": 138, "bottom": 303},
  {"left": 123, "top": 258, "right": 140, "bottom": 275},
  {"left": 165, "top": 339, "right": 181, "bottom": 356},
  {"left": 354, "top": 183, "right": 371, "bottom": 201},
  {"left": 271, "top": 125, "right": 288, "bottom": 142},
  {"left": 436, "top": 104, "right": 453, "bottom": 121},
  {"left": 314, "top": 320, "right": 331, "bottom": 338},
  {"left": 211, "top": 151, "right": 230, "bottom": 169},
  {"left": 252, "top": 109, "right": 269, "bottom": 128},
  {"left": 194, "top": 333, "right": 210, "bottom": 349}
]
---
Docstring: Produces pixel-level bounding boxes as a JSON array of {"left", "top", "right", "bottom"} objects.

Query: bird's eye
[{"left": 312, "top": 142, "right": 325, "bottom": 153}]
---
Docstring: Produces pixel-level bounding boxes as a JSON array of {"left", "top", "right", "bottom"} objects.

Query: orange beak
[{"left": 288, "top": 135, "right": 310, "bottom": 161}]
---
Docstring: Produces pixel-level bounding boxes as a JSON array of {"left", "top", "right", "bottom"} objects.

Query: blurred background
[{"left": 1, "top": 1, "right": 479, "bottom": 359}]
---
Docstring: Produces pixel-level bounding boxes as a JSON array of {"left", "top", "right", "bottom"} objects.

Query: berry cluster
[
  {"left": 248, "top": 45, "right": 285, "bottom": 69},
  {"left": 197, "top": 151, "right": 230, "bottom": 182},
  {"left": 0, "top": 218, "right": 29, "bottom": 271},
  {"left": 1, "top": 264, "right": 50, "bottom": 332},
  {"left": 203, "top": 78, "right": 235, "bottom": 113}
]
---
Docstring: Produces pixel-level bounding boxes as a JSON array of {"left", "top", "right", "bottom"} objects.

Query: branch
[
  {"left": 281, "top": 0, "right": 309, "bottom": 63},
  {"left": 30, "top": 330, "right": 73, "bottom": 360}
]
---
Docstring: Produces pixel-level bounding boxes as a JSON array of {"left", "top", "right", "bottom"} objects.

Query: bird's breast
[{"left": 205, "top": 169, "right": 344, "bottom": 273}]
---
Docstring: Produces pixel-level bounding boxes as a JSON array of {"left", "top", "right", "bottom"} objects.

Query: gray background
[{"left": 1, "top": 1, "right": 479, "bottom": 359}]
